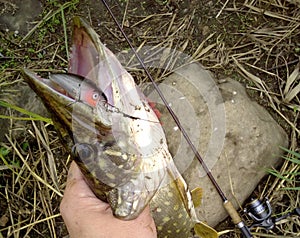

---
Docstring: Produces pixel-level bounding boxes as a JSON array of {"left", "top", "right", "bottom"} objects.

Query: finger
[
  {"left": 136, "top": 206, "right": 157, "bottom": 232},
  {"left": 65, "top": 161, "right": 95, "bottom": 198},
  {"left": 66, "top": 160, "right": 84, "bottom": 181},
  {"left": 60, "top": 161, "right": 96, "bottom": 218}
]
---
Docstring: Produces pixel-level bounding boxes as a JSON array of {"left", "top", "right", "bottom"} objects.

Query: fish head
[{"left": 22, "top": 17, "right": 170, "bottom": 220}]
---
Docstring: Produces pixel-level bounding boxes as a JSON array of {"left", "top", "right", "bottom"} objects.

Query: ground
[{"left": 0, "top": 0, "right": 299, "bottom": 237}]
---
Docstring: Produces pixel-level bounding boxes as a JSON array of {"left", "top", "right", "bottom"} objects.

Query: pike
[{"left": 22, "top": 17, "right": 218, "bottom": 238}]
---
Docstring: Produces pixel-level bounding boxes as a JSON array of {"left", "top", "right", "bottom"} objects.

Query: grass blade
[{"left": 0, "top": 101, "right": 52, "bottom": 124}]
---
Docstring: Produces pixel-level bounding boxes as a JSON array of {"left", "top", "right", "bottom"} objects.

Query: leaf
[
  {"left": 284, "top": 64, "right": 299, "bottom": 95},
  {"left": 283, "top": 64, "right": 300, "bottom": 103},
  {"left": 0, "top": 147, "right": 10, "bottom": 157},
  {"left": 280, "top": 146, "right": 300, "bottom": 159},
  {"left": 282, "top": 187, "right": 300, "bottom": 191},
  {"left": 282, "top": 156, "right": 300, "bottom": 165},
  {"left": 266, "top": 168, "right": 293, "bottom": 182},
  {"left": 233, "top": 57, "right": 263, "bottom": 88},
  {"left": 284, "top": 83, "right": 300, "bottom": 103},
  {"left": 0, "top": 100, "right": 52, "bottom": 124}
]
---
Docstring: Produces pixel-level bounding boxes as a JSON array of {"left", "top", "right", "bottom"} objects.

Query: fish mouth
[
  {"left": 22, "top": 69, "right": 75, "bottom": 104},
  {"left": 21, "top": 16, "right": 117, "bottom": 128},
  {"left": 69, "top": 16, "right": 102, "bottom": 80},
  {"left": 69, "top": 16, "right": 119, "bottom": 105},
  {"left": 23, "top": 16, "right": 113, "bottom": 105}
]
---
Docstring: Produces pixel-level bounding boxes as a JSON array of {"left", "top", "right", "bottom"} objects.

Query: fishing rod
[{"left": 100, "top": 0, "right": 252, "bottom": 237}]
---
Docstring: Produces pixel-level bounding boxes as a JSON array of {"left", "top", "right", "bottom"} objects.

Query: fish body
[{"left": 22, "top": 17, "right": 217, "bottom": 238}]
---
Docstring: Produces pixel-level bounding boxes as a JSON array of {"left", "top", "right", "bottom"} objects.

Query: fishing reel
[{"left": 244, "top": 197, "right": 300, "bottom": 230}]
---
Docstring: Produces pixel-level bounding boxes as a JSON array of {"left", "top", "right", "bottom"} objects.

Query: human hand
[{"left": 60, "top": 161, "right": 157, "bottom": 238}]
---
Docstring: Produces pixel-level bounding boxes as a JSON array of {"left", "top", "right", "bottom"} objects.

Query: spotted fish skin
[
  {"left": 22, "top": 17, "right": 218, "bottom": 238},
  {"left": 151, "top": 179, "right": 195, "bottom": 237}
]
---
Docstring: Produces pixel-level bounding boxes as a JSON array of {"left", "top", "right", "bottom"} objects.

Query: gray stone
[
  {"left": 0, "top": 0, "right": 42, "bottom": 34},
  {"left": 147, "top": 63, "right": 288, "bottom": 227}
]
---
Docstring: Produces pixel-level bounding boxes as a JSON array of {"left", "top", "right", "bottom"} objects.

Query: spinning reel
[{"left": 244, "top": 197, "right": 300, "bottom": 230}]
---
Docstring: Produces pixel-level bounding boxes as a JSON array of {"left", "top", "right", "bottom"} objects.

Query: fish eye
[{"left": 71, "top": 143, "right": 97, "bottom": 162}]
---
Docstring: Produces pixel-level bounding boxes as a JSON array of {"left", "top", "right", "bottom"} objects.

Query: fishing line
[{"left": 100, "top": 0, "right": 253, "bottom": 237}]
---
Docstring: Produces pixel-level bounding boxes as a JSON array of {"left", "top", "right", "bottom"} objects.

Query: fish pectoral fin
[
  {"left": 191, "top": 187, "right": 203, "bottom": 208},
  {"left": 194, "top": 222, "right": 219, "bottom": 238}
]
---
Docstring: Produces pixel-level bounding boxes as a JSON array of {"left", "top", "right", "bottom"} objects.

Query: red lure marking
[{"left": 80, "top": 88, "right": 101, "bottom": 107}]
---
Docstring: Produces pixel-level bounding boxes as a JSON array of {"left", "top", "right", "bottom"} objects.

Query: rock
[
  {"left": 146, "top": 63, "right": 288, "bottom": 227},
  {"left": 0, "top": 0, "right": 42, "bottom": 34}
]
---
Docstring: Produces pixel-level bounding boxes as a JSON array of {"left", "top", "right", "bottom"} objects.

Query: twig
[
  {"left": 216, "top": 0, "right": 230, "bottom": 18},
  {"left": 61, "top": 6, "right": 69, "bottom": 60},
  {"left": 121, "top": 0, "right": 129, "bottom": 28}
]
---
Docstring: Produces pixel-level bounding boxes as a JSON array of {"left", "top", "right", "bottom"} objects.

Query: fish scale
[{"left": 22, "top": 17, "right": 218, "bottom": 238}]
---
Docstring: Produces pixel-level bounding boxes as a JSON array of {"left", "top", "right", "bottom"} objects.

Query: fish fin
[
  {"left": 191, "top": 187, "right": 203, "bottom": 208},
  {"left": 167, "top": 167, "right": 192, "bottom": 214},
  {"left": 194, "top": 222, "right": 219, "bottom": 238}
]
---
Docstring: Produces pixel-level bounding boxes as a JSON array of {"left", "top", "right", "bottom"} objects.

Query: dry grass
[
  {"left": 0, "top": 0, "right": 299, "bottom": 237},
  {"left": 0, "top": 120, "right": 68, "bottom": 237}
]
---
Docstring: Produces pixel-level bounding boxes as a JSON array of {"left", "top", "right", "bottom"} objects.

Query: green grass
[
  {"left": 0, "top": 101, "right": 52, "bottom": 124},
  {"left": 267, "top": 147, "right": 300, "bottom": 190}
]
